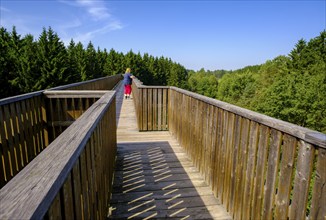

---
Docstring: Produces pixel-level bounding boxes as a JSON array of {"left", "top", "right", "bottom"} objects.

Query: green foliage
[
  {"left": 188, "top": 69, "right": 219, "bottom": 98},
  {"left": 191, "top": 31, "right": 325, "bottom": 133},
  {"left": 0, "top": 26, "right": 188, "bottom": 98}
]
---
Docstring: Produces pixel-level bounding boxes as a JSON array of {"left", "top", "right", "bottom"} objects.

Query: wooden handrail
[
  {"left": 131, "top": 77, "right": 325, "bottom": 220},
  {"left": 50, "top": 74, "right": 122, "bottom": 91},
  {"left": 0, "top": 91, "right": 117, "bottom": 219},
  {"left": 169, "top": 86, "right": 325, "bottom": 148},
  {"left": 168, "top": 86, "right": 325, "bottom": 220},
  {"left": 0, "top": 75, "right": 122, "bottom": 188},
  {"left": 131, "top": 79, "right": 169, "bottom": 131}
]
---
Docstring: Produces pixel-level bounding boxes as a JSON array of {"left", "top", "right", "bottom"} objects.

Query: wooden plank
[
  {"left": 72, "top": 158, "right": 82, "bottom": 220},
  {"left": 47, "top": 98, "right": 55, "bottom": 142},
  {"left": 241, "top": 121, "right": 259, "bottom": 219},
  {"left": 262, "top": 129, "right": 282, "bottom": 220},
  {"left": 233, "top": 118, "right": 250, "bottom": 220},
  {"left": 138, "top": 88, "right": 143, "bottom": 131},
  {"left": 62, "top": 173, "right": 75, "bottom": 220},
  {"left": 205, "top": 104, "right": 214, "bottom": 185},
  {"left": 219, "top": 110, "right": 228, "bottom": 203},
  {"left": 147, "top": 88, "right": 152, "bottom": 130},
  {"left": 198, "top": 101, "right": 206, "bottom": 176},
  {"left": 16, "top": 100, "right": 28, "bottom": 165},
  {"left": 274, "top": 134, "right": 297, "bottom": 219},
  {"left": 142, "top": 89, "right": 147, "bottom": 131},
  {"left": 153, "top": 88, "right": 157, "bottom": 130},
  {"left": 41, "top": 97, "right": 49, "bottom": 149},
  {"left": 212, "top": 108, "right": 223, "bottom": 197},
  {"left": 193, "top": 99, "right": 201, "bottom": 171},
  {"left": 43, "top": 90, "right": 108, "bottom": 98},
  {"left": 33, "top": 97, "right": 42, "bottom": 153},
  {"left": 309, "top": 148, "right": 326, "bottom": 220},
  {"left": 80, "top": 149, "right": 90, "bottom": 220},
  {"left": 251, "top": 125, "right": 270, "bottom": 220},
  {"left": 21, "top": 99, "right": 34, "bottom": 162},
  {"left": 289, "top": 141, "right": 315, "bottom": 220},
  {"left": 85, "top": 140, "right": 94, "bottom": 218},
  {"left": 3, "top": 105, "right": 16, "bottom": 177},
  {"left": 110, "top": 205, "right": 231, "bottom": 219},
  {"left": 223, "top": 112, "right": 235, "bottom": 210},
  {"left": 228, "top": 115, "right": 242, "bottom": 215},
  {"left": 162, "top": 88, "right": 167, "bottom": 130},
  {"left": 0, "top": 106, "right": 11, "bottom": 186},
  {"left": 9, "top": 103, "right": 23, "bottom": 172},
  {"left": 157, "top": 89, "right": 162, "bottom": 130},
  {"left": 31, "top": 97, "right": 41, "bottom": 154},
  {"left": 110, "top": 186, "right": 215, "bottom": 204},
  {"left": 47, "top": 193, "right": 62, "bottom": 220}
]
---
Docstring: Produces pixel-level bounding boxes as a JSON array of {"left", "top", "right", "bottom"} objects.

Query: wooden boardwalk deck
[{"left": 109, "top": 84, "right": 231, "bottom": 219}]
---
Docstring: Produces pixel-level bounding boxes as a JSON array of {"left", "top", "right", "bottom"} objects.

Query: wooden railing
[
  {"left": 132, "top": 79, "right": 326, "bottom": 220},
  {"left": 0, "top": 91, "right": 117, "bottom": 219},
  {"left": 44, "top": 90, "right": 106, "bottom": 142},
  {"left": 0, "top": 75, "right": 121, "bottom": 188},
  {"left": 51, "top": 74, "right": 122, "bottom": 91},
  {"left": 0, "top": 91, "right": 47, "bottom": 188},
  {"left": 132, "top": 78, "right": 169, "bottom": 131}
]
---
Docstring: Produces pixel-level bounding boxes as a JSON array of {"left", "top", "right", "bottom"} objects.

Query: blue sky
[{"left": 1, "top": 0, "right": 325, "bottom": 71}]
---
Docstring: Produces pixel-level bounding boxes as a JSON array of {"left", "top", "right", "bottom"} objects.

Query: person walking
[{"left": 123, "top": 68, "right": 134, "bottom": 99}]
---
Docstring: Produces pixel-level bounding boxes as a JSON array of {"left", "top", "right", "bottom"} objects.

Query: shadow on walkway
[{"left": 109, "top": 141, "right": 230, "bottom": 219}]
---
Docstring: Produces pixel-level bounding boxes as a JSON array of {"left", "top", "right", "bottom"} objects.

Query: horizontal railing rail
[
  {"left": 50, "top": 74, "right": 122, "bottom": 91},
  {"left": 168, "top": 86, "right": 326, "bottom": 220},
  {"left": 0, "top": 91, "right": 117, "bottom": 219}
]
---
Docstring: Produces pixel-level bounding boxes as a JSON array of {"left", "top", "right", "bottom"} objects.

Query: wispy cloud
[
  {"left": 70, "top": 21, "right": 123, "bottom": 45},
  {"left": 60, "top": 0, "right": 111, "bottom": 21},
  {"left": 58, "top": 0, "right": 124, "bottom": 45}
]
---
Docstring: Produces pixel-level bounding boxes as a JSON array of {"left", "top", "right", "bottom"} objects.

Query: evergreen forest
[
  {"left": 1, "top": 27, "right": 325, "bottom": 133},
  {"left": 188, "top": 31, "right": 326, "bottom": 133},
  {"left": 0, "top": 27, "right": 188, "bottom": 99}
]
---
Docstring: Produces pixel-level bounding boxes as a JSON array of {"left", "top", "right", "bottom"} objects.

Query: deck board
[{"left": 109, "top": 84, "right": 231, "bottom": 219}]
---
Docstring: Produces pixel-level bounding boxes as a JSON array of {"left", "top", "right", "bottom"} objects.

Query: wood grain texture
[
  {"left": 110, "top": 84, "right": 231, "bottom": 219},
  {"left": 0, "top": 91, "right": 116, "bottom": 219}
]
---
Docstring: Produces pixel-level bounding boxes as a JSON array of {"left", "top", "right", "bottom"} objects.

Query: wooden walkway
[{"left": 109, "top": 84, "right": 231, "bottom": 219}]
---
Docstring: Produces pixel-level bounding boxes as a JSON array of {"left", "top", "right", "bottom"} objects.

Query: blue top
[{"left": 123, "top": 73, "right": 132, "bottom": 85}]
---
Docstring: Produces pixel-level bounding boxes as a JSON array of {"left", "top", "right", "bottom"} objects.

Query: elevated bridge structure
[{"left": 0, "top": 75, "right": 325, "bottom": 219}]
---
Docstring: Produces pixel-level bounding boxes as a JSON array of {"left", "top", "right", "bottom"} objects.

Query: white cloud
[
  {"left": 75, "top": 0, "right": 110, "bottom": 20},
  {"left": 71, "top": 21, "right": 123, "bottom": 45},
  {"left": 58, "top": 0, "right": 123, "bottom": 45}
]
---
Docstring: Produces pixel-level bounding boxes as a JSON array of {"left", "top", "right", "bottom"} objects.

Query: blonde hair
[{"left": 125, "top": 68, "right": 131, "bottom": 73}]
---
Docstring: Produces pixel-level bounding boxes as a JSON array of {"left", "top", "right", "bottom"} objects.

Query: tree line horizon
[{"left": 1, "top": 27, "right": 325, "bottom": 133}]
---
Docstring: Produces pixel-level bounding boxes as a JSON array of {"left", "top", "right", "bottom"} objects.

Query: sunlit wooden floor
[{"left": 109, "top": 84, "right": 231, "bottom": 219}]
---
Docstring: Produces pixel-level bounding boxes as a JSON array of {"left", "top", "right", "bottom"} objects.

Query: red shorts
[{"left": 124, "top": 84, "right": 132, "bottom": 95}]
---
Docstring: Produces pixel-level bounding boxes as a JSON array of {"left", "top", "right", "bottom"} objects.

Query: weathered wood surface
[
  {"left": 0, "top": 91, "right": 117, "bottom": 219},
  {"left": 131, "top": 79, "right": 169, "bottom": 132},
  {"left": 109, "top": 85, "right": 231, "bottom": 219},
  {"left": 0, "top": 75, "right": 121, "bottom": 189},
  {"left": 50, "top": 74, "right": 122, "bottom": 91},
  {"left": 0, "top": 94, "right": 47, "bottom": 188},
  {"left": 168, "top": 87, "right": 326, "bottom": 220},
  {"left": 44, "top": 91, "right": 108, "bottom": 142}
]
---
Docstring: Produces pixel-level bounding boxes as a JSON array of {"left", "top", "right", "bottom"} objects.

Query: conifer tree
[{"left": 36, "top": 27, "right": 69, "bottom": 89}]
